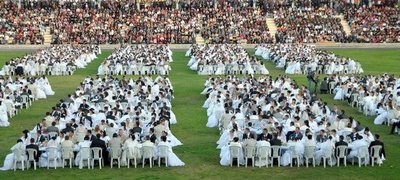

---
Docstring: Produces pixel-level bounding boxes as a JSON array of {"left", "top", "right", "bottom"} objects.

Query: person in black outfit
[
  {"left": 90, "top": 134, "right": 109, "bottom": 165},
  {"left": 320, "top": 77, "right": 329, "bottom": 94},
  {"left": 335, "top": 135, "right": 348, "bottom": 148},
  {"left": 149, "top": 128, "right": 157, "bottom": 143},
  {"left": 369, "top": 134, "right": 386, "bottom": 159},
  {"left": 26, "top": 138, "right": 40, "bottom": 162},
  {"left": 270, "top": 133, "right": 282, "bottom": 146},
  {"left": 257, "top": 128, "right": 272, "bottom": 141},
  {"left": 87, "top": 130, "right": 97, "bottom": 141},
  {"left": 61, "top": 123, "right": 75, "bottom": 134},
  {"left": 390, "top": 120, "right": 400, "bottom": 134}
]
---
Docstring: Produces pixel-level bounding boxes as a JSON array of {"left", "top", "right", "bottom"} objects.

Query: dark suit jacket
[
  {"left": 242, "top": 133, "right": 251, "bottom": 140},
  {"left": 36, "top": 135, "right": 47, "bottom": 144},
  {"left": 270, "top": 138, "right": 282, "bottom": 146},
  {"left": 369, "top": 140, "right": 386, "bottom": 157},
  {"left": 149, "top": 134, "right": 157, "bottom": 144},
  {"left": 90, "top": 138, "right": 108, "bottom": 161},
  {"left": 289, "top": 132, "right": 303, "bottom": 141},
  {"left": 257, "top": 133, "right": 272, "bottom": 141},
  {"left": 91, "top": 138, "right": 107, "bottom": 150},
  {"left": 335, "top": 140, "right": 348, "bottom": 148},
  {"left": 26, "top": 144, "right": 39, "bottom": 161},
  {"left": 89, "top": 134, "right": 97, "bottom": 141}
]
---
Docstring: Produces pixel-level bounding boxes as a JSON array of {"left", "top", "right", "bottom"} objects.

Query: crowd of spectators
[
  {"left": 345, "top": 5, "right": 400, "bottom": 43},
  {"left": 0, "top": 1, "right": 48, "bottom": 45},
  {"left": 274, "top": 7, "right": 348, "bottom": 43},
  {"left": 195, "top": 4, "right": 273, "bottom": 44},
  {"left": 0, "top": 0, "right": 399, "bottom": 44}
]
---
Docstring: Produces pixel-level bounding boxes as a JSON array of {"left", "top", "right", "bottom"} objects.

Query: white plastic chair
[
  {"left": 370, "top": 145, "right": 382, "bottom": 167},
  {"left": 256, "top": 145, "right": 270, "bottom": 168},
  {"left": 142, "top": 145, "right": 154, "bottom": 168},
  {"left": 13, "top": 148, "right": 25, "bottom": 171},
  {"left": 26, "top": 149, "right": 37, "bottom": 170},
  {"left": 4, "top": 100, "right": 17, "bottom": 117},
  {"left": 47, "top": 147, "right": 58, "bottom": 169},
  {"left": 244, "top": 146, "right": 256, "bottom": 168},
  {"left": 91, "top": 147, "right": 103, "bottom": 169},
  {"left": 110, "top": 147, "right": 121, "bottom": 168},
  {"left": 352, "top": 146, "right": 369, "bottom": 167},
  {"left": 75, "top": 132, "right": 85, "bottom": 143},
  {"left": 321, "top": 147, "right": 333, "bottom": 168},
  {"left": 304, "top": 146, "right": 316, "bottom": 168},
  {"left": 336, "top": 145, "right": 348, "bottom": 167},
  {"left": 158, "top": 145, "right": 169, "bottom": 167},
  {"left": 127, "top": 146, "right": 139, "bottom": 168},
  {"left": 270, "top": 146, "right": 281, "bottom": 167},
  {"left": 61, "top": 147, "right": 74, "bottom": 168},
  {"left": 20, "top": 95, "right": 31, "bottom": 109},
  {"left": 229, "top": 145, "right": 241, "bottom": 167},
  {"left": 80, "top": 147, "right": 91, "bottom": 169},
  {"left": 289, "top": 146, "right": 300, "bottom": 167}
]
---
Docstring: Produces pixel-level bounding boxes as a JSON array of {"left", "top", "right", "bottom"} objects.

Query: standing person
[{"left": 307, "top": 67, "right": 317, "bottom": 94}]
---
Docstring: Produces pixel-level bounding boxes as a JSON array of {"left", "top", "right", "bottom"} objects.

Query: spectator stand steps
[
  {"left": 195, "top": 34, "right": 205, "bottom": 44},
  {"left": 337, "top": 15, "right": 352, "bottom": 37},
  {"left": 44, "top": 27, "right": 52, "bottom": 46},
  {"left": 266, "top": 16, "right": 277, "bottom": 43}
]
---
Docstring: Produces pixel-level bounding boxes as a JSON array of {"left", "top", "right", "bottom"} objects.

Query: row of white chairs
[
  {"left": 13, "top": 145, "right": 171, "bottom": 171},
  {"left": 229, "top": 145, "right": 383, "bottom": 168},
  {"left": 4, "top": 65, "right": 77, "bottom": 76},
  {"left": 5, "top": 94, "right": 33, "bottom": 119}
]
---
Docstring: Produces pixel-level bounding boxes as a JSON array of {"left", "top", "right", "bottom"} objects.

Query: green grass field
[{"left": 0, "top": 49, "right": 399, "bottom": 180}]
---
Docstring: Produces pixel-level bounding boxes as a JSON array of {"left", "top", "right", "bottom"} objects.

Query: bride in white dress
[
  {"left": 245, "top": 61, "right": 254, "bottom": 75},
  {"left": 206, "top": 99, "right": 224, "bottom": 128},
  {"left": 285, "top": 61, "right": 296, "bottom": 74},
  {"left": 220, "top": 137, "right": 244, "bottom": 166},
  {"left": 333, "top": 84, "right": 345, "bottom": 100},
  {"left": 215, "top": 61, "right": 225, "bottom": 75},
  {"left": 162, "top": 124, "right": 183, "bottom": 147},
  {"left": 0, "top": 139, "right": 25, "bottom": 170},
  {"left": 35, "top": 83, "right": 47, "bottom": 99},
  {"left": 0, "top": 101, "right": 10, "bottom": 127},
  {"left": 280, "top": 140, "right": 305, "bottom": 166},
  {"left": 37, "top": 76, "right": 55, "bottom": 96},
  {"left": 158, "top": 136, "right": 185, "bottom": 166}
]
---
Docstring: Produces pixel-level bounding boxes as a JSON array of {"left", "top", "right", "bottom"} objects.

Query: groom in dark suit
[
  {"left": 289, "top": 127, "right": 303, "bottom": 141},
  {"left": 369, "top": 134, "right": 386, "bottom": 158},
  {"left": 26, "top": 138, "right": 40, "bottom": 162},
  {"left": 90, "top": 134, "right": 109, "bottom": 165}
]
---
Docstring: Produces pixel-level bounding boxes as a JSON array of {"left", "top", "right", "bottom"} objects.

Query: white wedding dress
[
  {"left": 0, "top": 102, "right": 10, "bottom": 127},
  {"left": 0, "top": 142, "right": 26, "bottom": 170},
  {"left": 333, "top": 86, "right": 345, "bottom": 100},
  {"left": 220, "top": 143, "right": 244, "bottom": 166},
  {"left": 158, "top": 142, "right": 185, "bottom": 166}
]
